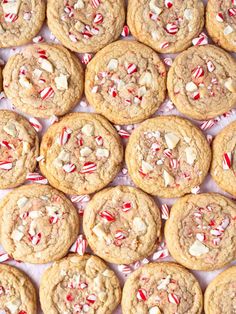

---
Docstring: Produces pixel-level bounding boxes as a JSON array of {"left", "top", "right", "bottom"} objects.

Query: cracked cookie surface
[
  {"left": 47, "top": 0, "right": 125, "bottom": 53},
  {"left": 167, "top": 45, "right": 236, "bottom": 120},
  {"left": 83, "top": 185, "right": 161, "bottom": 264},
  {"left": 0, "top": 0, "right": 45, "bottom": 48},
  {"left": 122, "top": 262, "right": 203, "bottom": 314},
  {"left": 0, "top": 110, "right": 39, "bottom": 189},
  {"left": 0, "top": 264, "right": 37, "bottom": 314},
  {"left": 125, "top": 115, "right": 211, "bottom": 198},
  {"left": 204, "top": 266, "right": 236, "bottom": 314},
  {"left": 206, "top": 0, "right": 236, "bottom": 52},
  {"left": 40, "top": 254, "right": 121, "bottom": 314},
  {"left": 0, "top": 184, "right": 79, "bottom": 264},
  {"left": 211, "top": 120, "right": 236, "bottom": 196},
  {"left": 39, "top": 112, "right": 123, "bottom": 195},
  {"left": 85, "top": 40, "right": 166, "bottom": 125},
  {"left": 3, "top": 43, "right": 84, "bottom": 118},
  {"left": 165, "top": 193, "right": 236, "bottom": 271},
  {"left": 127, "top": 0, "right": 204, "bottom": 53}
]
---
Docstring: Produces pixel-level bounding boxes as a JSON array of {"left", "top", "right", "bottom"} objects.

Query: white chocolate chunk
[
  {"left": 117, "top": 79, "right": 125, "bottom": 91},
  {"left": 29, "top": 220, "right": 37, "bottom": 236},
  {"left": 81, "top": 124, "right": 94, "bottom": 136},
  {"left": 163, "top": 170, "right": 174, "bottom": 187},
  {"left": 29, "top": 211, "right": 43, "bottom": 219},
  {"left": 55, "top": 74, "right": 68, "bottom": 90},
  {"left": 107, "top": 59, "right": 118, "bottom": 71},
  {"left": 39, "top": 58, "right": 53, "bottom": 73},
  {"left": 149, "top": 306, "right": 161, "bottom": 314},
  {"left": 224, "top": 78, "right": 236, "bottom": 93},
  {"left": 2, "top": 0, "right": 20, "bottom": 14},
  {"left": 164, "top": 133, "right": 180, "bottom": 149},
  {"left": 189, "top": 240, "right": 209, "bottom": 256},
  {"left": 74, "top": 0, "right": 84, "bottom": 9},
  {"left": 224, "top": 25, "right": 234, "bottom": 35},
  {"left": 151, "top": 30, "right": 159, "bottom": 40},
  {"left": 92, "top": 223, "right": 107, "bottom": 239},
  {"left": 3, "top": 122, "right": 17, "bottom": 137},
  {"left": 133, "top": 217, "right": 147, "bottom": 235},
  {"left": 80, "top": 147, "right": 92, "bottom": 157},
  {"left": 12, "top": 229, "right": 24, "bottom": 242},
  {"left": 149, "top": 0, "right": 162, "bottom": 15},
  {"left": 6, "top": 298, "right": 21, "bottom": 313},
  {"left": 139, "top": 72, "right": 152, "bottom": 87},
  {"left": 157, "top": 275, "right": 171, "bottom": 290},
  {"left": 103, "top": 269, "right": 113, "bottom": 277},
  {"left": 184, "top": 9, "right": 193, "bottom": 20},
  {"left": 19, "top": 76, "right": 32, "bottom": 89},
  {"left": 185, "top": 147, "right": 197, "bottom": 165},
  {"left": 74, "top": 20, "right": 84, "bottom": 32},
  {"left": 186, "top": 82, "right": 198, "bottom": 92},
  {"left": 141, "top": 160, "right": 153, "bottom": 174},
  {"left": 138, "top": 86, "right": 147, "bottom": 96},
  {"left": 96, "top": 148, "right": 109, "bottom": 158},
  {"left": 32, "top": 68, "right": 42, "bottom": 79},
  {"left": 22, "top": 141, "right": 30, "bottom": 154},
  {"left": 17, "top": 197, "right": 28, "bottom": 208}
]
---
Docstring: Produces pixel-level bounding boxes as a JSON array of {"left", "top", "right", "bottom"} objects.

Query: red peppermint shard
[
  {"left": 95, "top": 135, "right": 103, "bottom": 146},
  {"left": 0, "top": 140, "right": 15, "bottom": 150},
  {"left": 26, "top": 172, "right": 48, "bottom": 184},
  {"left": 137, "top": 288, "right": 147, "bottom": 301},
  {"left": 216, "top": 12, "right": 224, "bottom": 22},
  {"left": 127, "top": 63, "right": 138, "bottom": 75},
  {"left": 93, "top": 13, "right": 103, "bottom": 24},
  {"left": 165, "top": 23, "right": 178, "bottom": 35},
  {"left": 0, "top": 252, "right": 11, "bottom": 263},
  {"left": 115, "top": 229, "right": 127, "bottom": 240},
  {"left": 86, "top": 294, "right": 97, "bottom": 304},
  {"left": 228, "top": 8, "right": 236, "bottom": 16},
  {"left": 0, "top": 161, "right": 13, "bottom": 170},
  {"left": 165, "top": 0, "right": 173, "bottom": 8},
  {"left": 4, "top": 13, "right": 18, "bottom": 23},
  {"left": 161, "top": 204, "right": 170, "bottom": 220},
  {"left": 71, "top": 234, "right": 88, "bottom": 256},
  {"left": 59, "top": 127, "right": 72, "bottom": 146},
  {"left": 192, "top": 66, "right": 204, "bottom": 79},
  {"left": 40, "top": 87, "right": 54, "bottom": 100},
  {"left": 223, "top": 152, "right": 232, "bottom": 170},
  {"left": 160, "top": 42, "right": 169, "bottom": 49},
  {"left": 121, "top": 25, "right": 129, "bottom": 37},
  {"left": 168, "top": 293, "right": 180, "bottom": 305},
  {"left": 81, "top": 53, "right": 92, "bottom": 65},
  {"left": 91, "top": 0, "right": 100, "bottom": 9},
  {"left": 122, "top": 202, "right": 132, "bottom": 212},
  {"left": 99, "top": 210, "right": 116, "bottom": 222},
  {"left": 80, "top": 162, "right": 97, "bottom": 174},
  {"left": 63, "top": 163, "right": 76, "bottom": 173},
  {"left": 18, "top": 311, "right": 27, "bottom": 314},
  {"left": 29, "top": 117, "right": 43, "bottom": 132},
  {"left": 118, "top": 129, "right": 130, "bottom": 139}
]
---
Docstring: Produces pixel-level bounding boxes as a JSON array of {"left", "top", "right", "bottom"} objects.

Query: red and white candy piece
[
  {"left": 115, "top": 230, "right": 127, "bottom": 240},
  {"left": 168, "top": 293, "right": 180, "bottom": 305},
  {"left": 137, "top": 289, "right": 147, "bottom": 301},
  {"left": 26, "top": 172, "right": 48, "bottom": 184},
  {"left": 91, "top": 0, "right": 100, "bottom": 9},
  {"left": 152, "top": 248, "right": 169, "bottom": 260},
  {"left": 80, "top": 162, "right": 97, "bottom": 174},
  {"left": 192, "top": 91, "right": 200, "bottom": 100},
  {"left": 30, "top": 232, "right": 42, "bottom": 245},
  {"left": 122, "top": 202, "right": 132, "bottom": 212},
  {"left": 163, "top": 149, "right": 173, "bottom": 158},
  {"left": 4, "top": 13, "right": 18, "bottom": 23},
  {"left": 165, "top": 23, "right": 178, "bottom": 35},
  {"left": 118, "top": 264, "right": 132, "bottom": 274},
  {"left": 160, "top": 42, "right": 169, "bottom": 49},
  {"left": 0, "top": 161, "right": 13, "bottom": 170},
  {"left": 99, "top": 210, "right": 116, "bottom": 222},
  {"left": 216, "top": 12, "right": 224, "bottom": 23},
  {"left": 161, "top": 204, "right": 170, "bottom": 220},
  {"left": 81, "top": 53, "right": 92, "bottom": 64},
  {"left": 121, "top": 25, "right": 129, "bottom": 37},
  {"left": 93, "top": 13, "right": 103, "bottom": 24},
  {"left": 200, "top": 119, "right": 216, "bottom": 130},
  {"left": 192, "top": 66, "right": 204, "bottom": 79},
  {"left": 59, "top": 127, "right": 72, "bottom": 146},
  {"left": 29, "top": 117, "right": 42, "bottom": 132},
  {"left": 127, "top": 64, "right": 137, "bottom": 74},
  {"left": 40, "top": 87, "right": 54, "bottom": 100},
  {"left": 228, "top": 8, "right": 236, "bottom": 16},
  {"left": 33, "top": 35, "right": 44, "bottom": 43},
  {"left": 165, "top": 0, "right": 173, "bottom": 8},
  {"left": 207, "top": 60, "right": 215, "bottom": 72},
  {"left": 70, "top": 194, "right": 90, "bottom": 203},
  {"left": 86, "top": 294, "right": 96, "bottom": 304},
  {"left": 118, "top": 129, "right": 130, "bottom": 139},
  {"left": 95, "top": 136, "right": 103, "bottom": 146},
  {"left": 63, "top": 163, "right": 76, "bottom": 173},
  {"left": 71, "top": 234, "right": 87, "bottom": 256},
  {"left": 0, "top": 252, "right": 11, "bottom": 263},
  {"left": 0, "top": 141, "right": 14, "bottom": 150},
  {"left": 192, "top": 33, "right": 208, "bottom": 46},
  {"left": 223, "top": 152, "right": 232, "bottom": 170},
  {"left": 108, "top": 86, "right": 117, "bottom": 97}
]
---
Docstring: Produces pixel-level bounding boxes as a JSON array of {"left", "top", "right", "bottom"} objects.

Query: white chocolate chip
[
  {"left": 12, "top": 229, "right": 24, "bottom": 242},
  {"left": 81, "top": 124, "right": 94, "bottom": 136},
  {"left": 22, "top": 141, "right": 30, "bottom": 154},
  {"left": 149, "top": 0, "right": 162, "bottom": 15},
  {"left": 189, "top": 240, "right": 209, "bottom": 256},
  {"left": 151, "top": 30, "right": 160, "bottom": 40},
  {"left": 185, "top": 147, "right": 197, "bottom": 165},
  {"left": 107, "top": 59, "right": 118, "bottom": 71},
  {"left": 29, "top": 220, "right": 37, "bottom": 237},
  {"left": 149, "top": 306, "right": 162, "bottom": 314},
  {"left": 55, "top": 74, "right": 68, "bottom": 90},
  {"left": 163, "top": 170, "right": 174, "bottom": 187},
  {"left": 19, "top": 76, "right": 32, "bottom": 89},
  {"left": 164, "top": 133, "right": 180, "bottom": 149},
  {"left": 17, "top": 197, "right": 28, "bottom": 208},
  {"left": 157, "top": 275, "right": 171, "bottom": 290},
  {"left": 80, "top": 147, "right": 92, "bottom": 157},
  {"left": 139, "top": 72, "right": 153, "bottom": 87},
  {"left": 103, "top": 269, "right": 113, "bottom": 277},
  {"left": 184, "top": 9, "right": 192, "bottom": 20},
  {"left": 2, "top": 1, "right": 20, "bottom": 14},
  {"left": 38, "top": 58, "right": 53, "bottom": 73},
  {"left": 92, "top": 223, "right": 107, "bottom": 239},
  {"left": 96, "top": 148, "right": 109, "bottom": 158},
  {"left": 28, "top": 211, "right": 43, "bottom": 219},
  {"left": 224, "top": 78, "right": 236, "bottom": 93},
  {"left": 32, "top": 68, "right": 42, "bottom": 79},
  {"left": 74, "top": 0, "right": 84, "bottom": 9},
  {"left": 57, "top": 150, "right": 70, "bottom": 162},
  {"left": 3, "top": 122, "right": 17, "bottom": 137},
  {"left": 6, "top": 298, "right": 21, "bottom": 313},
  {"left": 133, "top": 217, "right": 147, "bottom": 235},
  {"left": 74, "top": 20, "right": 84, "bottom": 32},
  {"left": 186, "top": 82, "right": 198, "bottom": 92},
  {"left": 138, "top": 86, "right": 147, "bottom": 96},
  {"left": 224, "top": 25, "right": 234, "bottom": 35},
  {"left": 141, "top": 160, "right": 153, "bottom": 174}
]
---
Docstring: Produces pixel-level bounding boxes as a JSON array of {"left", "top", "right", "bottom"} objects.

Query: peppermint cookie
[
  {"left": 47, "top": 0, "right": 125, "bottom": 53},
  {"left": 0, "top": 184, "right": 79, "bottom": 264},
  {"left": 122, "top": 262, "right": 203, "bottom": 314},
  {"left": 3, "top": 43, "right": 84, "bottom": 118},
  {"left": 167, "top": 45, "right": 236, "bottom": 120},
  {"left": 0, "top": 264, "right": 37, "bottom": 314},
  {"left": 83, "top": 186, "right": 161, "bottom": 264},
  {"left": 206, "top": 1, "right": 236, "bottom": 52},
  {"left": 204, "top": 266, "right": 236, "bottom": 314},
  {"left": 211, "top": 120, "right": 236, "bottom": 196},
  {"left": 127, "top": 0, "right": 204, "bottom": 54},
  {"left": 0, "top": 0, "right": 45, "bottom": 48},
  {"left": 165, "top": 193, "right": 236, "bottom": 271},
  {"left": 85, "top": 40, "right": 166, "bottom": 125},
  {"left": 0, "top": 110, "right": 39, "bottom": 189},
  {"left": 40, "top": 254, "right": 121, "bottom": 314},
  {"left": 40, "top": 113, "right": 123, "bottom": 195},
  {"left": 126, "top": 115, "right": 211, "bottom": 198}
]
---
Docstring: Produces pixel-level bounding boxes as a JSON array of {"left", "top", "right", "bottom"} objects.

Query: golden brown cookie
[
  {"left": 211, "top": 120, "right": 236, "bottom": 196},
  {"left": 40, "top": 112, "right": 123, "bottom": 195},
  {"left": 126, "top": 115, "right": 211, "bottom": 198},
  {"left": 47, "top": 0, "right": 125, "bottom": 53},
  {"left": 40, "top": 254, "right": 121, "bottom": 314},
  {"left": 165, "top": 193, "right": 236, "bottom": 271},
  {"left": 3, "top": 44, "right": 84, "bottom": 118},
  {"left": 0, "top": 110, "right": 39, "bottom": 189},
  {"left": 167, "top": 45, "right": 236, "bottom": 120}
]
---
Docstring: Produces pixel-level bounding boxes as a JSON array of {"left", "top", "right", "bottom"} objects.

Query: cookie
[
  {"left": 127, "top": 0, "right": 204, "bottom": 54},
  {"left": 0, "top": 263, "right": 37, "bottom": 314},
  {"left": 39, "top": 113, "right": 123, "bottom": 195},
  {"left": 126, "top": 115, "right": 211, "bottom": 198},
  {"left": 83, "top": 185, "right": 161, "bottom": 265},
  {"left": 85, "top": 40, "right": 166, "bottom": 125},
  {"left": 211, "top": 120, "right": 236, "bottom": 196},
  {"left": 167, "top": 44, "right": 236, "bottom": 120},
  {"left": 40, "top": 254, "right": 121, "bottom": 314},
  {"left": 47, "top": 0, "right": 125, "bottom": 53},
  {"left": 206, "top": 1, "right": 236, "bottom": 52},
  {"left": 0, "top": 0, "right": 45, "bottom": 48},
  {"left": 165, "top": 193, "right": 236, "bottom": 271},
  {"left": 204, "top": 266, "right": 236, "bottom": 314},
  {"left": 0, "top": 110, "right": 39, "bottom": 189},
  {"left": 0, "top": 184, "right": 79, "bottom": 264},
  {"left": 122, "top": 262, "right": 203, "bottom": 314},
  {"left": 3, "top": 43, "right": 84, "bottom": 118}
]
